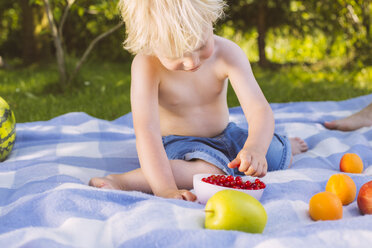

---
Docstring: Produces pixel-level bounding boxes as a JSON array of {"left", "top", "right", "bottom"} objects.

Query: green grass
[
  {"left": 1, "top": 61, "right": 132, "bottom": 122},
  {"left": 1, "top": 60, "right": 372, "bottom": 123},
  {"left": 228, "top": 63, "right": 372, "bottom": 106}
]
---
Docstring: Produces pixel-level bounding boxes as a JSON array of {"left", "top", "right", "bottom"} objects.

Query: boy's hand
[
  {"left": 161, "top": 189, "right": 197, "bottom": 202},
  {"left": 228, "top": 148, "right": 268, "bottom": 177}
]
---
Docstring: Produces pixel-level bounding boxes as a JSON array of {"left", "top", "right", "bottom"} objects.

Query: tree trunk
[
  {"left": 257, "top": 0, "right": 269, "bottom": 67},
  {"left": 43, "top": 0, "right": 67, "bottom": 84},
  {"left": 362, "top": 0, "right": 371, "bottom": 39},
  {"left": 20, "top": 0, "right": 38, "bottom": 64},
  {"left": 69, "top": 22, "right": 124, "bottom": 83}
]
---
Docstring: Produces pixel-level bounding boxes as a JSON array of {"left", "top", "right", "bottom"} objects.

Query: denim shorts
[{"left": 162, "top": 122, "right": 291, "bottom": 176}]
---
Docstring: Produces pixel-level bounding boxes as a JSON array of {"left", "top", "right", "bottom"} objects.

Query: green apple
[{"left": 204, "top": 189, "right": 267, "bottom": 233}]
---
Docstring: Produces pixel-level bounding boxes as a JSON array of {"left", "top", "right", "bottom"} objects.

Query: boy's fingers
[
  {"left": 174, "top": 194, "right": 183, "bottom": 200},
  {"left": 228, "top": 158, "right": 241, "bottom": 168},
  {"left": 244, "top": 158, "right": 258, "bottom": 175},
  {"left": 256, "top": 169, "right": 266, "bottom": 178},
  {"left": 238, "top": 156, "right": 251, "bottom": 172},
  {"left": 257, "top": 162, "right": 268, "bottom": 177},
  {"left": 252, "top": 163, "right": 263, "bottom": 177},
  {"left": 252, "top": 162, "right": 268, "bottom": 177},
  {"left": 262, "top": 163, "right": 268, "bottom": 177},
  {"left": 246, "top": 166, "right": 257, "bottom": 176},
  {"left": 182, "top": 191, "right": 197, "bottom": 202}
]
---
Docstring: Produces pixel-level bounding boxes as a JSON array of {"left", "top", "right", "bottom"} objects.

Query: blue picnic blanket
[{"left": 1, "top": 94, "right": 372, "bottom": 247}]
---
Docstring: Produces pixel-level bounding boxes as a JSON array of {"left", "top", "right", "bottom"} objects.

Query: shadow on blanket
[{"left": 1, "top": 94, "right": 372, "bottom": 247}]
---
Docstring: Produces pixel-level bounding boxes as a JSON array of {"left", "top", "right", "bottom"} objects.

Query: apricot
[
  {"left": 309, "top": 191, "right": 343, "bottom": 221},
  {"left": 339, "top": 153, "right": 363, "bottom": 173},
  {"left": 357, "top": 181, "right": 372, "bottom": 215},
  {"left": 325, "top": 174, "right": 356, "bottom": 205}
]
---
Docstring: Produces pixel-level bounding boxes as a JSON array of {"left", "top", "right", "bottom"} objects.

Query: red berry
[
  {"left": 201, "top": 174, "right": 266, "bottom": 190},
  {"left": 259, "top": 181, "right": 266, "bottom": 189}
]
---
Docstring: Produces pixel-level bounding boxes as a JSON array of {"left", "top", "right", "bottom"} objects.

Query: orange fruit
[
  {"left": 325, "top": 173, "right": 356, "bottom": 205},
  {"left": 339, "top": 153, "right": 363, "bottom": 173},
  {"left": 309, "top": 191, "right": 343, "bottom": 221}
]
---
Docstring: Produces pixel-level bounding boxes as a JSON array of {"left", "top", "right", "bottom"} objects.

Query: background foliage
[{"left": 0, "top": 0, "right": 371, "bottom": 122}]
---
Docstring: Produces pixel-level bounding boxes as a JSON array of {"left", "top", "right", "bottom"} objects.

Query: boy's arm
[
  {"left": 223, "top": 40, "right": 275, "bottom": 177},
  {"left": 130, "top": 55, "right": 195, "bottom": 200}
]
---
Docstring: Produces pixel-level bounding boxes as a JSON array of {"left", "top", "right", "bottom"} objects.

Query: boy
[{"left": 89, "top": 0, "right": 308, "bottom": 201}]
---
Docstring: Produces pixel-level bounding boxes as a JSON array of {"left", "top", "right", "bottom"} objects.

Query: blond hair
[{"left": 118, "top": 0, "right": 225, "bottom": 58}]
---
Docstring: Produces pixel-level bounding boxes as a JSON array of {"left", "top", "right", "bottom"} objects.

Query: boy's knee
[
  {"left": 170, "top": 159, "right": 224, "bottom": 174},
  {"left": 192, "top": 159, "right": 225, "bottom": 174}
]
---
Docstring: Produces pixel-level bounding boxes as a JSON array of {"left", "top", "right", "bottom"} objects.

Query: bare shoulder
[
  {"left": 132, "top": 54, "right": 158, "bottom": 71},
  {"left": 214, "top": 35, "right": 248, "bottom": 67},
  {"left": 215, "top": 36, "right": 250, "bottom": 77},
  {"left": 131, "top": 54, "right": 160, "bottom": 82}
]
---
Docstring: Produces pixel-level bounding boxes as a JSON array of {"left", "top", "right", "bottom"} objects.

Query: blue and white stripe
[{"left": 1, "top": 94, "right": 372, "bottom": 247}]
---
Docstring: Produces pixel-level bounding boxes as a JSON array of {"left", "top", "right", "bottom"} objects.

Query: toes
[
  {"left": 89, "top": 176, "right": 124, "bottom": 190},
  {"left": 88, "top": 178, "right": 96, "bottom": 186},
  {"left": 300, "top": 140, "right": 308, "bottom": 151},
  {"left": 324, "top": 121, "right": 337, "bottom": 129},
  {"left": 294, "top": 137, "right": 305, "bottom": 144},
  {"left": 301, "top": 144, "right": 309, "bottom": 152},
  {"left": 89, "top": 177, "right": 107, "bottom": 188},
  {"left": 293, "top": 137, "right": 308, "bottom": 150},
  {"left": 290, "top": 137, "right": 308, "bottom": 154}
]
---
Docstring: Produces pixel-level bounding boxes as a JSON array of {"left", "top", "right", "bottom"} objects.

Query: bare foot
[
  {"left": 89, "top": 175, "right": 125, "bottom": 190},
  {"left": 290, "top": 137, "right": 308, "bottom": 155},
  {"left": 324, "top": 103, "right": 372, "bottom": 131}
]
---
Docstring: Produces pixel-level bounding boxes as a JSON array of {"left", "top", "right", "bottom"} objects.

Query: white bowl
[{"left": 193, "top": 173, "right": 265, "bottom": 204}]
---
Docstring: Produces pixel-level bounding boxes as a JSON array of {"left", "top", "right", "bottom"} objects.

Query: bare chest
[{"left": 158, "top": 70, "right": 227, "bottom": 109}]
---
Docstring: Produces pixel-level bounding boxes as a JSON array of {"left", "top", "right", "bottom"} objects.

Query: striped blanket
[{"left": 1, "top": 94, "right": 372, "bottom": 247}]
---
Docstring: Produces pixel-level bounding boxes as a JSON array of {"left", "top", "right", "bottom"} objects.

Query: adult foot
[
  {"left": 290, "top": 137, "right": 308, "bottom": 155},
  {"left": 324, "top": 103, "right": 372, "bottom": 131},
  {"left": 89, "top": 174, "right": 124, "bottom": 190}
]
